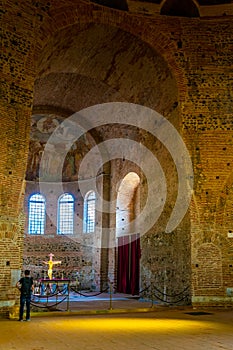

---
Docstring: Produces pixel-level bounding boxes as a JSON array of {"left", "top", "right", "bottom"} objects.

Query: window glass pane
[
  {"left": 83, "top": 191, "right": 96, "bottom": 233},
  {"left": 28, "top": 193, "right": 46, "bottom": 235},
  {"left": 58, "top": 193, "right": 74, "bottom": 235}
]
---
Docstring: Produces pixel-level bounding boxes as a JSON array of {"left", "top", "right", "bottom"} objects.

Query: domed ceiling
[
  {"left": 30, "top": 23, "right": 179, "bottom": 182},
  {"left": 27, "top": 0, "right": 232, "bottom": 183}
]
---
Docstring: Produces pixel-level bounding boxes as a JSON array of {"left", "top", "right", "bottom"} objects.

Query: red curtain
[
  {"left": 117, "top": 237, "right": 123, "bottom": 292},
  {"left": 117, "top": 234, "right": 140, "bottom": 295},
  {"left": 130, "top": 234, "right": 140, "bottom": 295},
  {"left": 117, "top": 236, "right": 129, "bottom": 293}
]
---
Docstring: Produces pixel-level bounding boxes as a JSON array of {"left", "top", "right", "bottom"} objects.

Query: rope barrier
[
  {"left": 31, "top": 295, "right": 68, "bottom": 309},
  {"left": 151, "top": 292, "right": 190, "bottom": 305},
  {"left": 70, "top": 286, "right": 109, "bottom": 297},
  {"left": 30, "top": 279, "right": 191, "bottom": 310},
  {"left": 153, "top": 285, "right": 189, "bottom": 298},
  {"left": 31, "top": 283, "right": 69, "bottom": 309},
  {"left": 138, "top": 284, "right": 151, "bottom": 294},
  {"left": 137, "top": 284, "right": 190, "bottom": 305}
]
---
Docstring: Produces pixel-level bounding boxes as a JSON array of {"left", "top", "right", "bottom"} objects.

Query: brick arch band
[{"left": 33, "top": 1, "right": 187, "bottom": 102}]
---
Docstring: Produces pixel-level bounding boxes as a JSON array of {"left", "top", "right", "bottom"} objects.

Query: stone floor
[{"left": 0, "top": 295, "right": 233, "bottom": 350}]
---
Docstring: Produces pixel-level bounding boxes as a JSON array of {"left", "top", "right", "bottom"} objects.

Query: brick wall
[{"left": 1, "top": 1, "right": 233, "bottom": 315}]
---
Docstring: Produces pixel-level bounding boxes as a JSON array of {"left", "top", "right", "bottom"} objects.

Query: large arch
[
  {"left": 27, "top": 17, "right": 192, "bottom": 298},
  {"left": 33, "top": 2, "right": 187, "bottom": 103}
]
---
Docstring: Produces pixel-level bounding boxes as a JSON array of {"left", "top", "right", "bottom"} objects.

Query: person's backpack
[{"left": 21, "top": 277, "right": 33, "bottom": 296}]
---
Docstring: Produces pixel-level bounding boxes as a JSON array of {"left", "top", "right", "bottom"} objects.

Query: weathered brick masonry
[{"left": 1, "top": 1, "right": 233, "bottom": 316}]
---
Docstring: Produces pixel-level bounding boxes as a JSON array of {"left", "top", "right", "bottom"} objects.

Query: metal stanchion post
[
  {"left": 56, "top": 282, "right": 58, "bottom": 308},
  {"left": 109, "top": 282, "right": 113, "bottom": 310},
  {"left": 151, "top": 286, "right": 154, "bottom": 308},
  {"left": 46, "top": 283, "right": 49, "bottom": 307},
  {"left": 67, "top": 281, "right": 70, "bottom": 311}
]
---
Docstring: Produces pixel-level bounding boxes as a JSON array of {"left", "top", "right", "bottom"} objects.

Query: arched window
[
  {"left": 57, "top": 193, "right": 74, "bottom": 235},
  {"left": 28, "top": 193, "right": 46, "bottom": 235},
  {"left": 83, "top": 191, "right": 96, "bottom": 233},
  {"left": 116, "top": 172, "right": 140, "bottom": 237}
]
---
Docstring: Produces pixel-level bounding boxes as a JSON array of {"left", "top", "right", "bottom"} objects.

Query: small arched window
[
  {"left": 28, "top": 193, "right": 46, "bottom": 235},
  {"left": 57, "top": 193, "right": 74, "bottom": 235},
  {"left": 83, "top": 191, "right": 96, "bottom": 233},
  {"left": 116, "top": 172, "right": 140, "bottom": 237}
]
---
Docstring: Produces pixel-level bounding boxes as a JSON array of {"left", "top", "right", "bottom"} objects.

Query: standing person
[{"left": 16, "top": 270, "right": 34, "bottom": 321}]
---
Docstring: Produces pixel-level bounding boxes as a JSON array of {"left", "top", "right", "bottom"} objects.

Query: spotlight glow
[{"left": 46, "top": 317, "right": 230, "bottom": 334}]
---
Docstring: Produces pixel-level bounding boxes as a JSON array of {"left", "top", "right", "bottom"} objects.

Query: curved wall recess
[{"left": 160, "top": 0, "right": 200, "bottom": 17}]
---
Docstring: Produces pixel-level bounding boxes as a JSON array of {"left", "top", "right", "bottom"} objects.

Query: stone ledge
[{"left": 192, "top": 296, "right": 233, "bottom": 307}]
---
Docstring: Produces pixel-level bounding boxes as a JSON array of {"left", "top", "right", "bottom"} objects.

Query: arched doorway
[{"left": 116, "top": 172, "right": 141, "bottom": 295}]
